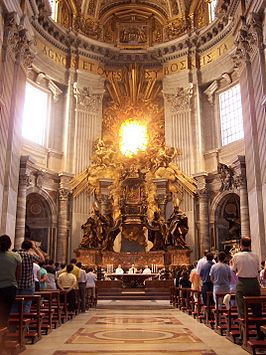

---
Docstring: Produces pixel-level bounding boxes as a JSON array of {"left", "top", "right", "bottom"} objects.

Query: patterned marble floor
[{"left": 21, "top": 300, "right": 248, "bottom": 355}]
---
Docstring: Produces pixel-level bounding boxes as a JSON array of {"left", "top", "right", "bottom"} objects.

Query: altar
[
  {"left": 75, "top": 249, "right": 192, "bottom": 269},
  {"left": 105, "top": 273, "right": 159, "bottom": 288}
]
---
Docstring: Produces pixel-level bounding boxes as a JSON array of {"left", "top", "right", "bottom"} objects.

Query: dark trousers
[
  {"left": 0, "top": 286, "right": 17, "bottom": 326},
  {"left": 79, "top": 283, "right": 86, "bottom": 312},
  {"left": 201, "top": 282, "right": 213, "bottom": 306},
  {"left": 236, "top": 277, "right": 263, "bottom": 338},
  {"left": 67, "top": 289, "right": 76, "bottom": 312}
]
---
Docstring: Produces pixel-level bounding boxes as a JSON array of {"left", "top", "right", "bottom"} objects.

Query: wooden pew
[
  {"left": 220, "top": 293, "right": 240, "bottom": 343},
  {"left": 212, "top": 292, "right": 229, "bottom": 335},
  {"left": 191, "top": 290, "right": 203, "bottom": 320},
  {"left": 34, "top": 291, "right": 54, "bottom": 334},
  {"left": 201, "top": 291, "right": 215, "bottom": 329},
  {"left": 15, "top": 294, "right": 43, "bottom": 343},
  {"left": 241, "top": 295, "right": 266, "bottom": 354},
  {"left": 46, "top": 289, "right": 62, "bottom": 328},
  {"left": 178, "top": 288, "right": 193, "bottom": 315},
  {"left": 7, "top": 297, "right": 31, "bottom": 353}
]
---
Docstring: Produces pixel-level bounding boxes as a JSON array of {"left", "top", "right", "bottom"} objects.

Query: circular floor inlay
[{"left": 95, "top": 329, "right": 173, "bottom": 341}]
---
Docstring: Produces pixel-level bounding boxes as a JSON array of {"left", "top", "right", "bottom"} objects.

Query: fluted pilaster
[
  {"left": 164, "top": 84, "right": 194, "bottom": 175},
  {"left": 232, "top": 15, "right": 266, "bottom": 259}
]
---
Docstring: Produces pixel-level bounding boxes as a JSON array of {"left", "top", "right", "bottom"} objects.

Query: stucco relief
[
  {"left": 164, "top": 84, "right": 193, "bottom": 112},
  {"left": 4, "top": 13, "right": 35, "bottom": 69},
  {"left": 73, "top": 83, "right": 102, "bottom": 113}
]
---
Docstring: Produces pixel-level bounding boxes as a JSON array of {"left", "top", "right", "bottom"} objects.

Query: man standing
[
  {"left": 76, "top": 262, "right": 87, "bottom": 312},
  {"left": 16, "top": 240, "right": 45, "bottom": 312},
  {"left": 231, "top": 237, "right": 264, "bottom": 343},
  {"left": 199, "top": 252, "right": 214, "bottom": 305},
  {"left": 210, "top": 251, "right": 231, "bottom": 306}
]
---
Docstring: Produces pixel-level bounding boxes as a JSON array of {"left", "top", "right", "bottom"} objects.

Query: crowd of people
[
  {"left": 1, "top": 234, "right": 266, "bottom": 345},
  {"left": 0, "top": 235, "right": 97, "bottom": 327},
  {"left": 175, "top": 237, "right": 266, "bottom": 344}
]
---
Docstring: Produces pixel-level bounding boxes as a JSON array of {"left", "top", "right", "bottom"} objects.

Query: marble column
[
  {"left": 194, "top": 173, "right": 209, "bottom": 256},
  {"left": 14, "top": 173, "right": 30, "bottom": 249},
  {"left": 238, "top": 176, "right": 250, "bottom": 237},
  {"left": 232, "top": 156, "right": 250, "bottom": 238},
  {"left": 198, "top": 188, "right": 209, "bottom": 255},
  {"left": 57, "top": 186, "right": 70, "bottom": 263}
]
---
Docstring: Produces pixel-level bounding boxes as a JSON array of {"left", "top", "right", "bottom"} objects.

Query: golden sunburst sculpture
[
  {"left": 70, "top": 64, "right": 197, "bottom": 220},
  {"left": 119, "top": 119, "right": 148, "bottom": 157},
  {"left": 102, "top": 64, "right": 164, "bottom": 148}
]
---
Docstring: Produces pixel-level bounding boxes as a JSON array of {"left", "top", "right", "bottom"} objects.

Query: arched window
[
  {"left": 208, "top": 0, "right": 217, "bottom": 22},
  {"left": 219, "top": 84, "right": 244, "bottom": 146},
  {"left": 22, "top": 82, "right": 49, "bottom": 146}
]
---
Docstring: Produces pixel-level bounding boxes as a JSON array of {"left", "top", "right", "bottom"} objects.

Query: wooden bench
[
  {"left": 177, "top": 287, "right": 194, "bottom": 314},
  {"left": 212, "top": 292, "right": 229, "bottom": 335},
  {"left": 241, "top": 295, "right": 266, "bottom": 354},
  {"left": 190, "top": 290, "right": 203, "bottom": 320},
  {"left": 15, "top": 294, "right": 43, "bottom": 344},
  {"left": 47, "top": 289, "right": 63, "bottom": 327},
  {"left": 7, "top": 297, "right": 31, "bottom": 353},
  {"left": 218, "top": 293, "right": 240, "bottom": 343},
  {"left": 35, "top": 291, "right": 54, "bottom": 334},
  {"left": 201, "top": 291, "right": 215, "bottom": 329}
]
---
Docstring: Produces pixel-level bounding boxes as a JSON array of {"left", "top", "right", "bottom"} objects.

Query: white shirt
[
  {"left": 196, "top": 256, "right": 207, "bottom": 275},
  {"left": 142, "top": 268, "right": 151, "bottom": 274},
  {"left": 128, "top": 267, "right": 137, "bottom": 274},
  {"left": 78, "top": 268, "right": 87, "bottom": 283},
  {"left": 86, "top": 271, "right": 97, "bottom": 287},
  {"left": 231, "top": 251, "right": 260, "bottom": 278},
  {"left": 33, "top": 263, "right": 41, "bottom": 282},
  {"left": 115, "top": 267, "right": 124, "bottom": 275}
]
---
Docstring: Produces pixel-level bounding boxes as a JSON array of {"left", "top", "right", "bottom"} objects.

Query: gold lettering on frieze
[
  {"left": 163, "top": 58, "right": 188, "bottom": 75},
  {"left": 42, "top": 45, "right": 67, "bottom": 66},
  {"left": 38, "top": 41, "right": 160, "bottom": 79},
  {"left": 81, "top": 60, "right": 95, "bottom": 72},
  {"left": 200, "top": 37, "right": 233, "bottom": 68}
]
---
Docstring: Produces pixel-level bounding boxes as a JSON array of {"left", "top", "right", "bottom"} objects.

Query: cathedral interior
[{"left": 0, "top": 0, "right": 266, "bottom": 267}]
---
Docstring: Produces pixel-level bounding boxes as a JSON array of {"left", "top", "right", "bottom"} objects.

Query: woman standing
[{"left": 0, "top": 235, "right": 22, "bottom": 326}]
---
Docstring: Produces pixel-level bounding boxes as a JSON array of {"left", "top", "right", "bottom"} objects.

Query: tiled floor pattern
[{"left": 21, "top": 300, "right": 248, "bottom": 355}]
